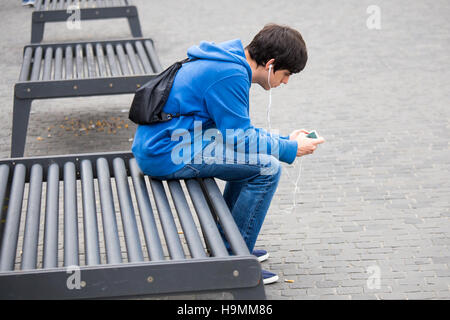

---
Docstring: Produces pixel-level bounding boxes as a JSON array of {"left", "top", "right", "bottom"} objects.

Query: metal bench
[
  {"left": 0, "top": 151, "right": 265, "bottom": 299},
  {"left": 31, "top": 0, "right": 142, "bottom": 43},
  {"left": 12, "top": 38, "right": 162, "bottom": 158}
]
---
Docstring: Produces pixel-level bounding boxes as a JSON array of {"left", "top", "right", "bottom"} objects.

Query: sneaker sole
[
  {"left": 263, "top": 274, "right": 279, "bottom": 285},
  {"left": 257, "top": 252, "right": 269, "bottom": 263}
]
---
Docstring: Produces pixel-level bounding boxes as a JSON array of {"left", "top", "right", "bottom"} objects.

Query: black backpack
[{"left": 129, "top": 58, "right": 194, "bottom": 125}]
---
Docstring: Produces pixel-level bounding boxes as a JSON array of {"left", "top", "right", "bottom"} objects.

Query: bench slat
[
  {"left": 115, "top": 44, "right": 130, "bottom": 76},
  {"left": 149, "top": 179, "right": 186, "bottom": 260},
  {"left": 125, "top": 42, "right": 142, "bottom": 75},
  {"left": 43, "top": 163, "right": 59, "bottom": 269},
  {"left": 135, "top": 41, "right": 153, "bottom": 74},
  {"left": 75, "top": 44, "right": 84, "bottom": 79},
  {"left": 35, "top": 0, "right": 43, "bottom": 11},
  {"left": 65, "top": 46, "right": 74, "bottom": 79},
  {"left": 95, "top": 43, "right": 108, "bottom": 77},
  {"left": 129, "top": 159, "right": 165, "bottom": 261},
  {"left": 185, "top": 179, "right": 229, "bottom": 257},
  {"left": 50, "top": 0, "right": 57, "bottom": 10},
  {"left": 63, "top": 162, "right": 79, "bottom": 267},
  {"left": 202, "top": 178, "right": 250, "bottom": 256},
  {"left": 62, "top": 0, "right": 70, "bottom": 10},
  {"left": 167, "top": 180, "right": 208, "bottom": 259},
  {"left": 19, "top": 47, "right": 33, "bottom": 82},
  {"left": 96, "top": 158, "right": 123, "bottom": 264},
  {"left": 30, "top": 47, "right": 43, "bottom": 81},
  {"left": 81, "top": 160, "right": 101, "bottom": 266},
  {"left": 42, "top": 47, "right": 53, "bottom": 81},
  {"left": 54, "top": 47, "right": 63, "bottom": 80},
  {"left": 112, "top": 158, "right": 144, "bottom": 263},
  {"left": 144, "top": 40, "right": 163, "bottom": 73},
  {"left": 43, "top": 0, "right": 51, "bottom": 11},
  {"left": 21, "top": 164, "right": 43, "bottom": 271},
  {"left": 106, "top": 44, "right": 120, "bottom": 77},
  {"left": 57, "top": 0, "right": 65, "bottom": 10},
  {"left": 0, "top": 165, "right": 10, "bottom": 233},
  {"left": 0, "top": 164, "right": 26, "bottom": 271},
  {"left": 85, "top": 44, "right": 97, "bottom": 78}
]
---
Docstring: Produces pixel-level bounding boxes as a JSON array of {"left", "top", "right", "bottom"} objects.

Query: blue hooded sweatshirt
[{"left": 132, "top": 39, "right": 298, "bottom": 176}]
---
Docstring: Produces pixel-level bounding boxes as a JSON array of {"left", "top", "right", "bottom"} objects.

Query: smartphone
[{"left": 306, "top": 130, "right": 318, "bottom": 139}]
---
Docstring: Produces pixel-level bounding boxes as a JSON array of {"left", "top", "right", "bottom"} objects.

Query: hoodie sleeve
[
  {"left": 203, "top": 74, "right": 298, "bottom": 164},
  {"left": 255, "top": 127, "right": 290, "bottom": 140}
]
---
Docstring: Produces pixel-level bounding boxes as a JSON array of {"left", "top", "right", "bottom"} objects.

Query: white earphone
[
  {"left": 267, "top": 64, "right": 273, "bottom": 89},
  {"left": 265, "top": 62, "right": 304, "bottom": 212},
  {"left": 267, "top": 64, "right": 273, "bottom": 133}
]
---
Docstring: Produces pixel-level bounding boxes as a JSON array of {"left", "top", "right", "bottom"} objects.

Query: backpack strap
[{"left": 161, "top": 57, "right": 197, "bottom": 121}]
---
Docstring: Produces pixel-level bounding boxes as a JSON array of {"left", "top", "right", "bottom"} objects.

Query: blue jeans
[{"left": 152, "top": 150, "right": 282, "bottom": 253}]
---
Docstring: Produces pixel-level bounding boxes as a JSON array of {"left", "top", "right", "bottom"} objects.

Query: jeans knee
[{"left": 260, "top": 155, "right": 282, "bottom": 180}]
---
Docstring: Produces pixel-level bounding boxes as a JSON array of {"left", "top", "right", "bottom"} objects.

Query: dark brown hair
[{"left": 246, "top": 24, "right": 308, "bottom": 74}]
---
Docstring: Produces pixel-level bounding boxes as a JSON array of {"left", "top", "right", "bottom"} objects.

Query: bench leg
[
  {"left": 11, "top": 98, "right": 32, "bottom": 158},
  {"left": 31, "top": 22, "right": 45, "bottom": 43},
  {"left": 229, "top": 280, "right": 267, "bottom": 300},
  {"left": 127, "top": 16, "right": 143, "bottom": 37}
]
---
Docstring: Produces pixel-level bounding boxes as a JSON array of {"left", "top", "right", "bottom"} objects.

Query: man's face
[{"left": 268, "top": 68, "right": 292, "bottom": 89}]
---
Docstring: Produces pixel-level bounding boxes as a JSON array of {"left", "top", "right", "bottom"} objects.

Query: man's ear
[{"left": 265, "top": 58, "right": 275, "bottom": 71}]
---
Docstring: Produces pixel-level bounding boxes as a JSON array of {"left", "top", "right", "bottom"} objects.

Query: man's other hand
[
  {"left": 293, "top": 132, "right": 325, "bottom": 157},
  {"left": 289, "top": 129, "right": 309, "bottom": 141}
]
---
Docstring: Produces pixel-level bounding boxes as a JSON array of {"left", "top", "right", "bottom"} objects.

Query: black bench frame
[
  {"left": 0, "top": 151, "right": 266, "bottom": 299},
  {"left": 31, "top": 0, "right": 143, "bottom": 43}
]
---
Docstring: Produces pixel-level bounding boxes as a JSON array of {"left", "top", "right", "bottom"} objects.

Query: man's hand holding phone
[{"left": 289, "top": 129, "right": 325, "bottom": 157}]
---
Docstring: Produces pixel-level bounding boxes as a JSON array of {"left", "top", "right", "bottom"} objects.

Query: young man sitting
[{"left": 132, "top": 24, "right": 325, "bottom": 284}]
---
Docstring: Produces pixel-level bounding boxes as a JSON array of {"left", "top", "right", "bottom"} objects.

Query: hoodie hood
[{"left": 187, "top": 39, "right": 252, "bottom": 82}]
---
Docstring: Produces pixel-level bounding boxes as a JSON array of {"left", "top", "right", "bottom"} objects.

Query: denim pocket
[{"left": 183, "top": 164, "right": 200, "bottom": 176}]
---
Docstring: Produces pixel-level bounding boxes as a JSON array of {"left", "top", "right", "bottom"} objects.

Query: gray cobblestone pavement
[{"left": 0, "top": 0, "right": 449, "bottom": 300}]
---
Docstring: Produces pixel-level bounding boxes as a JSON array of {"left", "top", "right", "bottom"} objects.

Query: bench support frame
[
  {"left": 31, "top": 6, "right": 143, "bottom": 43},
  {"left": 0, "top": 256, "right": 265, "bottom": 300}
]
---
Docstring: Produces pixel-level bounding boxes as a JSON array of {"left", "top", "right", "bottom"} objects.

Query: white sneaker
[
  {"left": 252, "top": 249, "right": 269, "bottom": 263},
  {"left": 262, "top": 269, "right": 279, "bottom": 285},
  {"left": 22, "top": 0, "right": 36, "bottom": 7}
]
